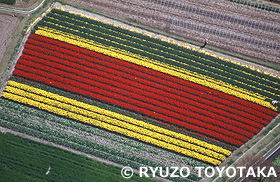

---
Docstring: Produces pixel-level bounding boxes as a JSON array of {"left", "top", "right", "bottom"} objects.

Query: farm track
[{"left": 70, "top": 0, "right": 280, "bottom": 63}]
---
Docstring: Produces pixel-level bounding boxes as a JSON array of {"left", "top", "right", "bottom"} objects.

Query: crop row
[
  {"left": 38, "top": 12, "right": 280, "bottom": 101},
  {"left": 28, "top": 34, "right": 276, "bottom": 121},
  {"left": 14, "top": 58, "right": 249, "bottom": 146},
  {"left": 24, "top": 35, "right": 273, "bottom": 126},
  {"left": 18, "top": 55, "right": 258, "bottom": 140},
  {"left": 20, "top": 44, "right": 265, "bottom": 132},
  {"left": 0, "top": 109, "right": 199, "bottom": 181},
  {"left": 51, "top": 8, "right": 280, "bottom": 88},
  {"left": 34, "top": 27, "right": 275, "bottom": 111},
  {"left": 3, "top": 81, "right": 229, "bottom": 163},
  {"left": 21, "top": 41, "right": 266, "bottom": 135},
  {"left": 0, "top": 97, "right": 210, "bottom": 169},
  {"left": 5, "top": 80, "right": 231, "bottom": 157},
  {"left": 11, "top": 67, "right": 239, "bottom": 146},
  {"left": 2, "top": 90, "right": 223, "bottom": 166},
  {"left": 20, "top": 42, "right": 261, "bottom": 133},
  {"left": 37, "top": 20, "right": 279, "bottom": 102},
  {"left": 17, "top": 34, "right": 278, "bottom": 145},
  {"left": 48, "top": 12, "right": 278, "bottom": 95},
  {"left": 10, "top": 76, "right": 236, "bottom": 151}
]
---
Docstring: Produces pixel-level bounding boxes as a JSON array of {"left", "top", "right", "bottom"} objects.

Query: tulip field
[{"left": 0, "top": 7, "right": 279, "bottom": 181}]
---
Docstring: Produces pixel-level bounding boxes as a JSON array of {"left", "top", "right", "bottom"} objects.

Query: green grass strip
[{"left": 0, "top": 132, "right": 157, "bottom": 182}]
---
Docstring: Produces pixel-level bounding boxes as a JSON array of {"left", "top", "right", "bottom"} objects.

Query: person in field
[
  {"left": 272, "top": 100, "right": 278, "bottom": 107},
  {"left": 200, "top": 37, "right": 208, "bottom": 48}
]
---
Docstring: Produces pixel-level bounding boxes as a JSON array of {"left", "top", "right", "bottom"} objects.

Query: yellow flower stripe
[
  {"left": 6, "top": 80, "right": 231, "bottom": 157},
  {"left": 84, "top": 20, "right": 280, "bottom": 96},
  {"left": 35, "top": 27, "right": 275, "bottom": 110},
  {"left": 53, "top": 14, "right": 280, "bottom": 90},
  {"left": 3, "top": 86, "right": 222, "bottom": 165},
  {"left": 36, "top": 25, "right": 274, "bottom": 102},
  {"left": 45, "top": 16, "right": 280, "bottom": 96},
  {"left": 63, "top": 8, "right": 280, "bottom": 79}
]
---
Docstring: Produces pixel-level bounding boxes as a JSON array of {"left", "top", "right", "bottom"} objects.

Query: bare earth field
[{"left": 0, "top": 14, "right": 19, "bottom": 65}]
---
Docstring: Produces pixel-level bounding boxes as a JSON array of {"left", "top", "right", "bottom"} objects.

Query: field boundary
[
  {"left": 0, "top": 3, "right": 54, "bottom": 97},
  {"left": 212, "top": 114, "right": 280, "bottom": 182}
]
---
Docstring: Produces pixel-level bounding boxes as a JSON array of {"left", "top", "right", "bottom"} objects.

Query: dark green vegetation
[
  {"left": 0, "top": 0, "right": 16, "bottom": 5},
  {"left": 274, "top": 155, "right": 280, "bottom": 166},
  {"left": 0, "top": 96, "right": 202, "bottom": 182},
  {"left": 37, "top": 9, "right": 280, "bottom": 103},
  {"left": 0, "top": 132, "right": 158, "bottom": 182}
]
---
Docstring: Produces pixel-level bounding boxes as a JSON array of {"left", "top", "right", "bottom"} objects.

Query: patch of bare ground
[{"left": 0, "top": 14, "right": 19, "bottom": 65}]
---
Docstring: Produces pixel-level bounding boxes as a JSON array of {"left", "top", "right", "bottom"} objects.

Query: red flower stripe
[
  {"left": 19, "top": 51, "right": 263, "bottom": 133},
  {"left": 13, "top": 68, "right": 243, "bottom": 146},
  {"left": 29, "top": 34, "right": 278, "bottom": 119},
  {"left": 18, "top": 57, "right": 259, "bottom": 138},
  {"left": 16, "top": 60, "right": 252, "bottom": 142},
  {"left": 22, "top": 41, "right": 274, "bottom": 128},
  {"left": 23, "top": 40, "right": 274, "bottom": 126},
  {"left": 27, "top": 34, "right": 278, "bottom": 120}
]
